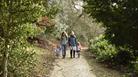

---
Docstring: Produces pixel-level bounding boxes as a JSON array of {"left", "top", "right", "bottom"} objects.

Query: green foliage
[
  {"left": 84, "top": 0, "right": 138, "bottom": 49},
  {"left": 134, "top": 59, "right": 138, "bottom": 73},
  {"left": 89, "top": 35, "right": 117, "bottom": 62},
  {"left": 0, "top": 0, "right": 54, "bottom": 77},
  {"left": 0, "top": 23, "right": 40, "bottom": 77},
  {"left": 43, "top": 0, "right": 61, "bottom": 19},
  {"left": 114, "top": 46, "right": 135, "bottom": 65},
  {"left": 85, "top": 0, "right": 138, "bottom": 74},
  {"left": 9, "top": 46, "right": 36, "bottom": 77},
  {"left": 89, "top": 35, "right": 136, "bottom": 65}
]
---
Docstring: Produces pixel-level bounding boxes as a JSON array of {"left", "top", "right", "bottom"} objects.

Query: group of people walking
[{"left": 54, "top": 31, "right": 81, "bottom": 59}]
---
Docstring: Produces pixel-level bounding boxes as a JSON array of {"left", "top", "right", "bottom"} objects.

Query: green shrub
[
  {"left": 89, "top": 35, "right": 135, "bottom": 65},
  {"left": 8, "top": 24, "right": 38, "bottom": 77},
  {"left": 0, "top": 24, "right": 42, "bottom": 77},
  {"left": 113, "top": 46, "right": 135, "bottom": 65},
  {"left": 89, "top": 35, "right": 117, "bottom": 62},
  {"left": 134, "top": 59, "right": 138, "bottom": 74}
]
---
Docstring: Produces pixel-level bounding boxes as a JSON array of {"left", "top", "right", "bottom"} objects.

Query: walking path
[{"left": 50, "top": 50, "right": 96, "bottom": 77}]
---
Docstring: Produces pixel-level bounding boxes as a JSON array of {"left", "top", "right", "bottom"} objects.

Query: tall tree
[
  {"left": 0, "top": 0, "right": 45, "bottom": 77},
  {"left": 84, "top": 0, "right": 138, "bottom": 49}
]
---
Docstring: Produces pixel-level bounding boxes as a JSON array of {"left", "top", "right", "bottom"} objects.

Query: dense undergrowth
[{"left": 89, "top": 34, "right": 138, "bottom": 76}]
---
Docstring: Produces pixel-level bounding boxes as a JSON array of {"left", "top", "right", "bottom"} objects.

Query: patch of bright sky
[
  {"left": 112, "top": 3, "right": 117, "bottom": 6},
  {"left": 74, "top": 1, "right": 83, "bottom": 10}
]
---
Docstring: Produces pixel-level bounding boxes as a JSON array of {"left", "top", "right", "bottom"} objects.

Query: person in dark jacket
[{"left": 68, "top": 31, "right": 77, "bottom": 58}]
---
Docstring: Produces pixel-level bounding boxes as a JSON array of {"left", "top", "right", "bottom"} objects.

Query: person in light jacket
[{"left": 60, "top": 31, "right": 68, "bottom": 59}]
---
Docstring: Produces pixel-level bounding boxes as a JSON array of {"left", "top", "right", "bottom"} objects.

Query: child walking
[
  {"left": 54, "top": 45, "right": 61, "bottom": 58},
  {"left": 76, "top": 42, "right": 81, "bottom": 58}
]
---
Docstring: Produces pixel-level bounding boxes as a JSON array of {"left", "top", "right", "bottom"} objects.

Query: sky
[{"left": 74, "top": 1, "right": 83, "bottom": 10}]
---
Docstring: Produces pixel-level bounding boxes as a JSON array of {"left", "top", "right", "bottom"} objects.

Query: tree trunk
[
  {"left": 2, "top": 48, "right": 9, "bottom": 77},
  {"left": 2, "top": 0, "right": 13, "bottom": 77}
]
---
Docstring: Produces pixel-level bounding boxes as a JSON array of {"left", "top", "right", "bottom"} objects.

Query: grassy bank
[
  {"left": 31, "top": 47, "right": 55, "bottom": 77},
  {"left": 83, "top": 50, "right": 124, "bottom": 77}
]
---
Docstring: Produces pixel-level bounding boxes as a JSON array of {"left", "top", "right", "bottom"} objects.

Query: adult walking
[
  {"left": 60, "top": 31, "right": 68, "bottom": 59},
  {"left": 68, "top": 31, "right": 77, "bottom": 58}
]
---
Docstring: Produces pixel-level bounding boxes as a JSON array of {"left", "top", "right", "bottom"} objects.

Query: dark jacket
[{"left": 68, "top": 35, "right": 77, "bottom": 46}]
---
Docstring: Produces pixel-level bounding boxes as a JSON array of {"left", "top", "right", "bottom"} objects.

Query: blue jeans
[{"left": 61, "top": 44, "right": 67, "bottom": 58}]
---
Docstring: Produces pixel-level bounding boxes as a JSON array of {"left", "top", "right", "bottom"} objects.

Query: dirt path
[{"left": 50, "top": 50, "right": 96, "bottom": 77}]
